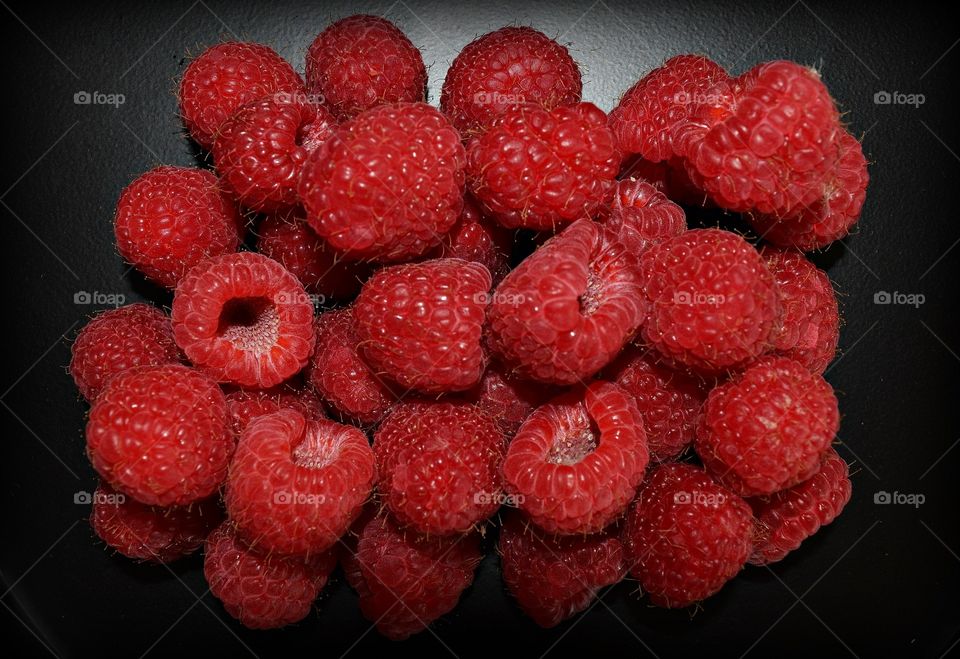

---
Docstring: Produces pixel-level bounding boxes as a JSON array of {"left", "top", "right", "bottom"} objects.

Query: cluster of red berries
[{"left": 70, "top": 16, "right": 865, "bottom": 638}]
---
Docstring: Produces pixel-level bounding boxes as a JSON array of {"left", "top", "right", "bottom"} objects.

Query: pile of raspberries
[{"left": 71, "top": 16, "right": 866, "bottom": 638}]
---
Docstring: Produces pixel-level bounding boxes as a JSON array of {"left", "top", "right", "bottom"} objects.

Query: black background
[{"left": 1, "top": 1, "right": 958, "bottom": 657}]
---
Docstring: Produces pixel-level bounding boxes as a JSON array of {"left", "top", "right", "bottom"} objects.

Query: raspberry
[
  {"left": 499, "top": 512, "right": 626, "bottom": 627},
  {"left": 178, "top": 42, "right": 304, "bottom": 150},
  {"left": 305, "top": 15, "right": 426, "bottom": 121},
  {"left": 695, "top": 356, "right": 839, "bottom": 496},
  {"left": 759, "top": 246, "right": 839, "bottom": 373},
  {"left": 609, "top": 54, "right": 733, "bottom": 162},
  {"left": 224, "top": 383, "right": 323, "bottom": 435},
  {"left": 487, "top": 219, "right": 645, "bottom": 384},
  {"left": 90, "top": 482, "right": 222, "bottom": 563},
  {"left": 86, "top": 364, "right": 232, "bottom": 506},
  {"left": 503, "top": 381, "right": 649, "bottom": 534},
  {"left": 461, "top": 363, "right": 555, "bottom": 436},
  {"left": 70, "top": 303, "right": 181, "bottom": 401},
  {"left": 224, "top": 409, "right": 376, "bottom": 556},
  {"left": 466, "top": 102, "right": 620, "bottom": 230},
  {"left": 622, "top": 463, "right": 754, "bottom": 608},
  {"left": 639, "top": 228, "right": 782, "bottom": 373},
  {"left": 114, "top": 167, "right": 240, "bottom": 288},
  {"left": 748, "top": 129, "right": 869, "bottom": 250},
  {"left": 299, "top": 102, "right": 466, "bottom": 262},
  {"left": 171, "top": 252, "right": 316, "bottom": 388},
  {"left": 255, "top": 212, "right": 369, "bottom": 300},
  {"left": 212, "top": 95, "right": 336, "bottom": 213},
  {"left": 749, "top": 447, "right": 852, "bottom": 565},
  {"left": 308, "top": 308, "right": 397, "bottom": 425},
  {"left": 605, "top": 345, "right": 706, "bottom": 462},
  {"left": 440, "top": 26, "right": 582, "bottom": 138},
  {"left": 343, "top": 512, "right": 481, "bottom": 640},
  {"left": 204, "top": 522, "right": 336, "bottom": 629},
  {"left": 599, "top": 178, "right": 686, "bottom": 256},
  {"left": 620, "top": 155, "right": 713, "bottom": 207},
  {"left": 373, "top": 400, "right": 506, "bottom": 535},
  {"left": 431, "top": 194, "right": 512, "bottom": 283},
  {"left": 354, "top": 258, "right": 491, "bottom": 393}
]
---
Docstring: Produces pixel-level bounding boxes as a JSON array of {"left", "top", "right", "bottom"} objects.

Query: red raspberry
[
  {"left": 114, "top": 167, "right": 240, "bottom": 288},
  {"left": 70, "top": 303, "right": 181, "bottom": 401},
  {"left": 305, "top": 15, "right": 426, "bottom": 121},
  {"left": 622, "top": 463, "right": 754, "bottom": 608},
  {"left": 503, "top": 381, "right": 649, "bottom": 534},
  {"left": 605, "top": 345, "right": 707, "bottom": 462},
  {"left": 171, "top": 252, "right": 316, "bottom": 388},
  {"left": 342, "top": 512, "right": 481, "bottom": 640},
  {"left": 224, "top": 409, "right": 376, "bottom": 556},
  {"left": 609, "top": 54, "right": 733, "bottom": 162},
  {"left": 748, "top": 447, "right": 852, "bottom": 565},
  {"left": 308, "top": 308, "right": 397, "bottom": 425},
  {"left": 440, "top": 26, "right": 582, "bottom": 138},
  {"left": 354, "top": 258, "right": 491, "bottom": 393},
  {"left": 373, "top": 400, "right": 506, "bottom": 535},
  {"left": 499, "top": 512, "right": 626, "bottom": 628},
  {"left": 748, "top": 129, "right": 869, "bottom": 250},
  {"left": 86, "top": 364, "right": 232, "bottom": 506},
  {"left": 760, "top": 246, "right": 839, "bottom": 373},
  {"left": 639, "top": 228, "right": 781, "bottom": 373},
  {"left": 212, "top": 95, "right": 336, "bottom": 213},
  {"left": 255, "top": 212, "right": 369, "bottom": 300},
  {"left": 298, "top": 102, "right": 466, "bottom": 262},
  {"left": 431, "top": 194, "right": 512, "bottom": 284},
  {"left": 178, "top": 42, "right": 304, "bottom": 150},
  {"left": 90, "top": 482, "right": 222, "bottom": 563},
  {"left": 695, "top": 356, "right": 839, "bottom": 496},
  {"left": 466, "top": 102, "right": 620, "bottom": 230},
  {"left": 487, "top": 219, "right": 645, "bottom": 384},
  {"left": 224, "top": 383, "right": 323, "bottom": 435},
  {"left": 620, "top": 155, "right": 713, "bottom": 207},
  {"left": 461, "top": 363, "right": 555, "bottom": 436},
  {"left": 204, "top": 522, "right": 336, "bottom": 629},
  {"left": 600, "top": 178, "right": 686, "bottom": 256}
]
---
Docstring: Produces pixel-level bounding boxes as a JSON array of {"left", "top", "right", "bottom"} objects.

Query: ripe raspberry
[
  {"left": 354, "top": 258, "right": 491, "bottom": 393},
  {"left": 749, "top": 447, "right": 852, "bottom": 565},
  {"left": 224, "top": 383, "right": 323, "bottom": 435},
  {"left": 639, "top": 228, "right": 782, "bottom": 373},
  {"left": 599, "top": 178, "right": 686, "bottom": 256},
  {"left": 461, "top": 362, "right": 555, "bottom": 436},
  {"left": 298, "top": 102, "right": 466, "bottom": 262},
  {"left": 308, "top": 308, "right": 397, "bottom": 425},
  {"left": 204, "top": 522, "right": 336, "bottom": 629},
  {"left": 440, "top": 26, "right": 582, "bottom": 138},
  {"left": 499, "top": 512, "right": 626, "bottom": 628},
  {"left": 609, "top": 54, "right": 733, "bottom": 162},
  {"left": 748, "top": 129, "right": 869, "bottom": 250},
  {"left": 466, "top": 102, "right": 619, "bottom": 231},
  {"left": 431, "top": 194, "right": 512, "bottom": 283},
  {"left": 620, "top": 155, "right": 712, "bottom": 207},
  {"left": 86, "top": 364, "right": 232, "bottom": 506},
  {"left": 70, "top": 303, "right": 181, "bottom": 401},
  {"left": 605, "top": 345, "right": 706, "bottom": 462},
  {"left": 373, "top": 400, "right": 506, "bottom": 535},
  {"left": 695, "top": 356, "right": 839, "bottom": 496},
  {"left": 114, "top": 167, "right": 240, "bottom": 288},
  {"left": 305, "top": 15, "right": 426, "bottom": 121},
  {"left": 212, "top": 95, "right": 336, "bottom": 213},
  {"left": 486, "top": 219, "right": 645, "bottom": 384},
  {"left": 255, "top": 212, "right": 369, "bottom": 300},
  {"left": 178, "top": 42, "right": 304, "bottom": 150},
  {"left": 171, "top": 252, "right": 316, "bottom": 388},
  {"left": 503, "top": 381, "right": 649, "bottom": 534},
  {"left": 343, "top": 512, "right": 481, "bottom": 640},
  {"left": 759, "top": 246, "right": 839, "bottom": 373},
  {"left": 225, "top": 409, "right": 376, "bottom": 556},
  {"left": 622, "top": 463, "right": 754, "bottom": 608}
]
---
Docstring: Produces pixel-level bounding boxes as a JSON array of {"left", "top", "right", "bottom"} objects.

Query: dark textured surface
[{"left": 1, "top": 1, "right": 958, "bottom": 657}]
